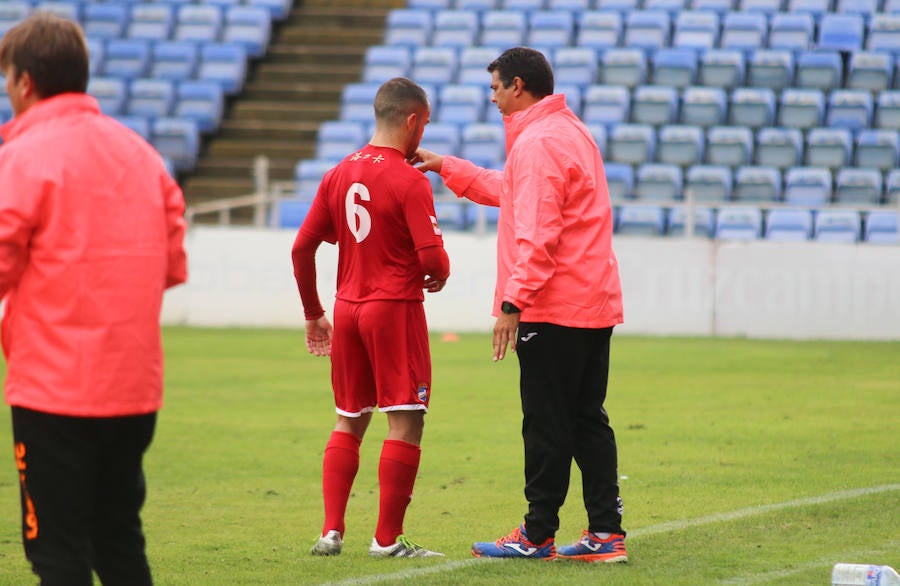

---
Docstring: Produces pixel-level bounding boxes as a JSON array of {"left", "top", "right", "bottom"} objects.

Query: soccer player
[
  {"left": 413, "top": 47, "right": 628, "bottom": 562},
  {"left": 0, "top": 13, "right": 188, "bottom": 585},
  {"left": 292, "top": 77, "right": 450, "bottom": 558}
]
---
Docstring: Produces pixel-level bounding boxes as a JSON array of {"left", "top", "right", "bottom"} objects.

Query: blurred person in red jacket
[{"left": 0, "top": 13, "right": 187, "bottom": 585}]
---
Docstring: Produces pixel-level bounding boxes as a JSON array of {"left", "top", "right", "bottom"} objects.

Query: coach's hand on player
[
  {"left": 492, "top": 313, "right": 520, "bottom": 362},
  {"left": 410, "top": 147, "right": 443, "bottom": 174},
  {"left": 305, "top": 316, "right": 333, "bottom": 357}
]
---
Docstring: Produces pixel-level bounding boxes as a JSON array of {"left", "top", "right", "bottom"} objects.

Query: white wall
[{"left": 161, "top": 227, "right": 900, "bottom": 340}]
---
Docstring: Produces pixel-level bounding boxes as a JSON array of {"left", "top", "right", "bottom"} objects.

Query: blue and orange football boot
[
  {"left": 471, "top": 525, "right": 556, "bottom": 560},
  {"left": 556, "top": 530, "right": 628, "bottom": 563}
]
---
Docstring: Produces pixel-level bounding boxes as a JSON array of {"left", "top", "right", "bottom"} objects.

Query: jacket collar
[
  {"left": 503, "top": 93, "right": 568, "bottom": 148},
  {"left": 0, "top": 93, "right": 100, "bottom": 143}
]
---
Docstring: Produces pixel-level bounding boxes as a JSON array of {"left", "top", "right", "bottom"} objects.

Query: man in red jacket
[
  {"left": 292, "top": 77, "right": 450, "bottom": 558},
  {"left": 0, "top": 13, "right": 187, "bottom": 585},
  {"left": 414, "top": 47, "right": 627, "bottom": 562}
]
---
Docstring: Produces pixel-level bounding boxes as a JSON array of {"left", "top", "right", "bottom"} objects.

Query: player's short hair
[
  {"left": 487, "top": 47, "right": 554, "bottom": 99},
  {"left": 373, "top": 78, "right": 429, "bottom": 126},
  {"left": 0, "top": 12, "right": 89, "bottom": 98}
]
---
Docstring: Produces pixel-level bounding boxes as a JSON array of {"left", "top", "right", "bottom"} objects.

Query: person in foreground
[
  {"left": 413, "top": 47, "right": 627, "bottom": 563},
  {"left": 0, "top": 13, "right": 188, "bottom": 585},
  {"left": 292, "top": 77, "right": 450, "bottom": 559}
]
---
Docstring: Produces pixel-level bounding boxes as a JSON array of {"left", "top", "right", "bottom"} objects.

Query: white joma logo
[
  {"left": 504, "top": 544, "right": 538, "bottom": 556},
  {"left": 581, "top": 541, "right": 605, "bottom": 552},
  {"left": 520, "top": 332, "right": 538, "bottom": 342}
]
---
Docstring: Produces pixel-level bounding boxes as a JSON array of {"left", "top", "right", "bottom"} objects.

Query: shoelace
[{"left": 497, "top": 527, "right": 526, "bottom": 545}]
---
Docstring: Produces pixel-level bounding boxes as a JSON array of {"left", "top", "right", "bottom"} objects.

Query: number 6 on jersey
[{"left": 345, "top": 182, "right": 371, "bottom": 243}]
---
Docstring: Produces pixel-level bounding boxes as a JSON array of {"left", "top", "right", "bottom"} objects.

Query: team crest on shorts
[{"left": 417, "top": 383, "right": 429, "bottom": 403}]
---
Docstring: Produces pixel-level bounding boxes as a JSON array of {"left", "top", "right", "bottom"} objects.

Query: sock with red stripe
[
  {"left": 374, "top": 439, "right": 421, "bottom": 547},
  {"left": 320, "top": 430, "right": 361, "bottom": 537}
]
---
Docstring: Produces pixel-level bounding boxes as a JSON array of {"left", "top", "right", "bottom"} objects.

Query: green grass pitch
[{"left": 0, "top": 328, "right": 898, "bottom": 584}]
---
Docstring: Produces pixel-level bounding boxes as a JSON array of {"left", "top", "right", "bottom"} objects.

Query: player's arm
[
  {"left": 0, "top": 155, "right": 38, "bottom": 298},
  {"left": 291, "top": 229, "right": 333, "bottom": 356},
  {"left": 417, "top": 245, "right": 450, "bottom": 293}
]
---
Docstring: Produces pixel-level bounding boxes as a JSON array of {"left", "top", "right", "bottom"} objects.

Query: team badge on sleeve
[{"left": 430, "top": 215, "right": 442, "bottom": 236}]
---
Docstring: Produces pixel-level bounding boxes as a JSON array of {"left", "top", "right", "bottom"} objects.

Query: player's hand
[
  {"left": 305, "top": 316, "right": 333, "bottom": 357},
  {"left": 410, "top": 147, "right": 443, "bottom": 174},
  {"left": 423, "top": 275, "right": 447, "bottom": 293},
  {"left": 492, "top": 313, "right": 520, "bottom": 362}
]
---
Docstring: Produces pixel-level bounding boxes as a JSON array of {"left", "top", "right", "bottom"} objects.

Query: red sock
[
  {"left": 374, "top": 439, "right": 421, "bottom": 547},
  {"left": 321, "top": 431, "right": 361, "bottom": 537}
]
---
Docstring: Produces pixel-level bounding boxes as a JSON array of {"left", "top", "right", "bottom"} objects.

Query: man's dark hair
[
  {"left": 487, "top": 47, "right": 554, "bottom": 99},
  {"left": 374, "top": 77, "right": 429, "bottom": 125}
]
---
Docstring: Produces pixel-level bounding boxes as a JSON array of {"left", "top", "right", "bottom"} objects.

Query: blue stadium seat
[
  {"left": 738, "top": 0, "right": 781, "bottom": 15},
  {"left": 756, "top": 127, "right": 803, "bottom": 168},
  {"left": 886, "top": 170, "right": 900, "bottom": 204},
  {"left": 788, "top": 0, "right": 829, "bottom": 20},
  {"left": 876, "top": 90, "right": 900, "bottom": 131},
  {"left": 608, "top": 124, "right": 656, "bottom": 165},
  {"left": 616, "top": 204, "right": 666, "bottom": 236},
  {"left": 847, "top": 52, "right": 893, "bottom": 93},
  {"left": 826, "top": 89, "right": 874, "bottom": 132},
  {"left": 720, "top": 12, "right": 767, "bottom": 53},
  {"left": 600, "top": 48, "right": 647, "bottom": 88},
  {"left": 553, "top": 47, "right": 597, "bottom": 87},
  {"left": 681, "top": 86, "right": 727, "bottom": 127},
  {"left": 197, "top": 42, "right": 247, "bottom": 95},
  {"left": 747, "top": 50, "right": 794, "bottom": 91},
  {"left": 480, "top": 10, "right": 527, "bottom": 48},
  {"left": 223, "top": 5, "right": 271, "bottom": 58},
  {"left": 690, "top": 0, "right": 732, "bottom": 13},
  {"left": 174, "top": 80, "right": 225, "bottom": 134},
  {"left": 673, "top": 10, "right": 719, "bottom": 51},
  {"left": 456, "top": 0, "right": 501, "bottom": 12},
  {"left": 460, "top": 122, "right": 505, "bottom": 166},
  {"left": 294, "top": 159, "right": 334, "bottom": 199},
  {"left": 556, "top": 84, "right": 584, "bottom": 117},
  {"left": 733, "top": 165, "right": 782, "bottom": 202},
  {"left": 587, "top": 123, "right": 608, "bottom": 155},
  {"left": 716, "top": 206, "right": 763, "bottom": 240},
  {"left": 837, "top": 0, "right": 877, "bottom": 17},
  {"left": 362, "top": 45, "right": 411, "bottom": 85},
  {"left": 652, "top": 48, "right": 697, "bottom": 89},
  {"left": 576, "top": 10, "right": 622, "bottom": 51},
  {"left": 685, "top": 165, "right": 732, "bottom": 202},
  {"left": 151, "top": 41, "right": 199, "bottom": 81},
  {"left": 246, "top": 0, "right": 292, "bottom": 21},
  {"left": 765, "top": 209, "right": 813, "bottom": 241},
  {"left": 784, "top": 166, "right": 833, "bottom": 206},
  {"left": 126, "top": 79, "right": 175, "bottom": 119},
  {"left": 0, "top": 2, "right": 30, "bottom": 37},
  {"left": 115, "top": 115, "right": 152, "bottom": 142},
  {"left": 644, "top": 0, "right": 688, "bottom": 17},
  {"left": 384, "top": 9, "right": 432, "bottom": 47},
  {"left": 835, "top": 168, "right": 883, "bottom": 206},
  {"left": 768, "top": 12, "right": 813, "bottom": 52},
  {"left": 597, "top": 0, "right": 640, "bottom": 11},
  {"left": 867, "top": 14, "right": 900, "bottom": 54},
  {"left": 632, "top": 85, "right": 678, "bottom": 126},
  {"left": 315, "top": 121, "right": 367, "bottom": 161},
  {"left": 864, "top": 211, "right": 899, "bottom": 244},
  {"left": 35, "top": 2, "right": 79, "bottom": 23},
  {"left": 855, "top": 129, "right": 900, "bottom": 171},
  {"left": 698, "top": 49, "right": 745, "bottom": 88},
  {"left": 432, "top": 10, "right": 479, "bottom": 49},
  {"left": 83, "top": 3, "right": 128, "bottom": 39},
  {"left": 706, "top": 125, "right": 754, "bottom": 166},
  {"left": 101, "top": 39, "right": 151, "bottom": 79},
  {"left": 128, "top": 3, "right": 174, "bottom": 41},
  {"left": 814, "top": 209, "right": 861, "bottom": 243},
  {"left": 340, "top": 83, "right": 379, "bottom": 123},
  {"left": 151, "top": 117, "right": 200, "bottom": 173},
  {"left": 795, "top": 52, "right": 842, "bottom": 92},
  {"left": 777, "top": 88, "right": 825, "bottom": 130},
  {"left": 174, "top": 4, "right": 223, "bottom": 43},
  {"left": 624, "top": 10, "right": 671, "bottom": 53},
  {"left": 458, "top": 46, "right": 501, "bottom": 84},
  {"left": 408, "top": 0, "right": 452, "bottom": 9},
  {"left": 527, "top": 10, "right": 575, "bottom": 48},
  {"left": 817, "top": 13, "right": 864, "bottom": 52},
  {"left": 548, "top": 0, "right": 590, "bottom": 12},
  {"left": 87, "top": 77, "right": 128, "bottom": 116},
  {"left": 501, "top": 0, "right": 545, "bottom": 11},
  {"left": 668, "top": 206, "right": 715, "bottom": 237},
  {"left": 437, "top": 84, "right": 485, "bottom": 124},
  {"left": 274, "top": 199, "right": 312, "bottom": 229},
  {"left": 86, "top": 37, "right": 104, "bottom": 75},
  {"left": 410, "top": 46, "right": 459, "bottom": 87},
  {"left": 583, "top": 85, "right": 631, "bottom": 126},
  {"left": 433, "top": 199, "right": 470, "bottom": 231},
  {"left": 420, "top": 122, "right": 460, "bottom": 156},
  {"left": 728, "top": 87, "right": 776, "bottom": 128},
  {"left": 806, "top": 128, "right": 853, "bottom": 168},
  {"left": 635, "top": 163, "right": 683, "bottom": 200},
  {"left": 604, "top": 162, "right": 635, "bottom": 199},
  {"left": 658, "top": 125, "right": 704, "bottom": 166}
]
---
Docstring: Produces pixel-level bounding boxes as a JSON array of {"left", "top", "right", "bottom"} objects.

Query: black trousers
[
  {"left": 11, "top": 407, "right": 156, "bottom": 586},
  {"left": 516, "top": 323, "right": 624, "bottom": 544}
]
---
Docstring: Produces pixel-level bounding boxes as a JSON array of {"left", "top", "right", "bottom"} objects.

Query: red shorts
[{"left": 330, "top": 299, "right": 432, "bottom": 417}]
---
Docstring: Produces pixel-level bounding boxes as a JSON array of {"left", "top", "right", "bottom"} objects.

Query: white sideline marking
[{"left": 321, "top": 484, "right": 900, "bottom": 586}]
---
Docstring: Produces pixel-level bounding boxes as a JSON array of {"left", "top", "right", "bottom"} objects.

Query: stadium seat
[
  {"left": 174, "top": 80, "right": 225, "bottom": 134},
  {"left": 632, "top": 86, "right": 678, "bottom": 126},
  {"left": 673, "top": 10, "right": 719, "bottom": 51},
  {"left": 764, "top": 209, "right": 813, "bottom": 241},
  {"left": 86, "top": 37, "right": 105, "bottom": 76},
  {"left": 0, "top": 2, "right": 30, "bottom": 37},
  {"left": 583, "top": 85, "right": 631, "bottom": 126},
  {"left": 586, "top": 123, "right": 608, "bottom": 156},
  {"left": 698, "top": 49, "right": 745, "bottom": 89},
  {"left": 437, "top": 84, "right": 485, "bottom": 125},
  {"left": 294, "top": 159, "right": 334, "bottom": 199},
  {"left": 720, "top": 12, "right": 767, "bottom": 53},
  {"left": 604, "top": 163, "right": 635, "bottom": 199},
  {"left": 87, "top": 77, "right": 128, "bottom": 116},
  {"left": 826, "top": 90, "right": 874, "bottom": 132},
  {"left": 634, "top": 163, "right": 683, "bottom": 200},
  {"left": 690, "top": 0, "right": 732, "bottom": 13},
  {"left": 362, "top": 45, "right": 411, "bottom": 85},
  {"left": 456, "top": 0, "right": 500, "bottom": 12},
  {"left": 644, "top": 0, "right": 688, "bottom": 17},
  {"left": 174, "top": 4, "right": 223, "bottom": 43},
  {"left": 384, "top": 9, "right": 432, "bottom": 47},
  {"left": 658, "top": 125, "right": 704, "bottom": 166},
  {"left": 151, "top": 117, "right": 200, "bottom": 173},
  {"left": 616, "top": 204, "right": 666, "bottom": 236},
  {"left": 835, "top": 168, "right": 883, "bottom": 206},
  {"left": 420, "top": 122, "right": 460, "bottom": 156},
  {"left": 652, "top": 49, "right": 697, "bottom": 89},
  {"left": 197, "top": 42, "right": 247, "bottom": 95},
  {"left": 433, "top": 199, "right": 470, "bottom": 231},
  {"left": 597, "top": 0, "right": 640, "bottom": 11},
  {"left": 407, "top": 0, "right": 451, "bottom": 9},
  {"left": 151, "top": 41, "right": 199, "bottom": 81},
  {"left": 624, "top": 11, "right": 671, "bottom": 53},
  {"left": 729, "top": 87, "right": 776, "bottom": 128},
  {"left": 608, "top": 124, "right": 656, "bottom": 165},
  {"left": 460, "top": 123, "right": 505, "bottom": 167},
  {"left": 315, "top": 121, "right": 367, "bottom": 161},
  {"left": 127, "top": 3, "right": 174, "bottom": 41},
  {"left": 817, "top": 13, "right": 864, "bottom": 52},
  {"left": 246, "top": 0, "right": 292, "bottom": 21},
  {"left": 480, "top": 10, "right": 527, "bottom": 48},
  {"left": 126, "top": 79, "right": 175, "bottom": 119},
  {"left": 784, "top": 167, "right": 833, "bottom": 206},
  {"left": 733, "top": 165, "right": 782, "bottom": 202},
  {"left": 340, "top": 83, "right": 379, "bottom": 123},
  {"left": 115, "top": 115, "right": 151, "bottom": 142},
  {"left": 875, "top": 90, "right": 900, "bottom": 131},
  {"left": 814, "top": 210, "right": 861, "bottom": 243},
  {"left": 855, "top": 130, "right": 900, "bottom": 171},
  {"left": 600, "top": 48, "right": 647, "bottom": 88},
  {"left": 768, "top": 12, "right": 814, "bottom": 52},
  {"left": 557, "top": 84, "right": 584, "bottom": 118},
  {"left": 102, "top": 39, "right": 151, "bottom": 79},
  {"left": 432, "top": 10, "right": 479, "bottom": 49},
  {"left": 527, "top": 10, "right": 575, "bottom": 48},
  {"left": 548, "top": 0, "right": 591, "bottom": 12},
  {"left": 738, "top": 0, "right": 781, "bottom": 15},
  {"left": 667, "top": 206, "right": 715, "bottom": 237},
  {"left": 273, "top": 199, "right": 312, "bottom": 229},
  {"left": 706, "top": 126, "right": 754, "bottom": 167},
  {"left": 777, "top": 88, "right": 825, "bottom": 130},
  {"left": 410, "top": 46, "right": 458, "bottom": 88},
  {"left": 716, "top": 207, "right": 763, "bottom": 240},
  {"left": 576, "top": 10, "right": 622, "bottom": 51},
  {"left": 794, "top": 52, "right": 842, "bottom": 93},
  {"left": 806, "top": 128, "right": 853, "bottom": 169},
  {"left": 684, "top": 165, "right": 732, "bottom": 202},
  {"left": 847, "top": 52, "right": 893, "bottom": 93},
  {"left": 553, "top": 47, "right": 598, "bottom": 87},
  {"left": 747, "top": 50, "right": 794, "bottom": 91},
  {"left": 501, "top": 0, "right": 545, "bottom": 12},
  {"left": 788, "top": 0, "right": 829, "bottom": 19},
  {"left": 837, "top": 0, "right": 877, "bottom": 17},
  {"left": 681, "top": 86, "right": 727, "bottom": 127},
  {"left": 223, "top": 5, "right": 272, "bottom": 58},
  {"left": 864, "top": 210, "right": 900, "bottom": 244},
  {"left": 756, "top": 127, "right": 803, "bottom": 169},
  {"left": 83, "top": 3, "right": 128, "bottom": 40},
  {"left": 867, "top": 14, "right": 900, "bottom": 54},
  {"left": 35, "top": 2, "right": 79, "bottom": 23},
  {"left": 458, "top": 46, "right": 501, "bottom": 85}
]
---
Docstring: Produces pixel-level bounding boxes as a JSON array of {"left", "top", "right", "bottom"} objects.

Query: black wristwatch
[{"left": 501, "top": 301, "right": 521, "bottom": 315}]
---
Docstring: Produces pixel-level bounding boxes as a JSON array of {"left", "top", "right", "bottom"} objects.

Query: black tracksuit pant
[{"left": 516, "top": 322, "right": 625, "bottom": 544}]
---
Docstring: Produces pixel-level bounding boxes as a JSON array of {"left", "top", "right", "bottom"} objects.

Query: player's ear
[{"left": 405, "top": 111, "right": 417, "bottom": 132}]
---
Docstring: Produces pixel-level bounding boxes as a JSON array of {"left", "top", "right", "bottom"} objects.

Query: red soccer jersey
[{"left": 299, "top": 145, "right": 444, "bottom": 303}]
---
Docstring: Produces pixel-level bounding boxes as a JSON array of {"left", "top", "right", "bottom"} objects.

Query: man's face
[{"left": 490, "top": 69, "right": 516, "bottom": 117}]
